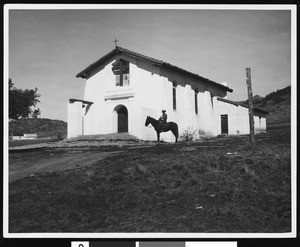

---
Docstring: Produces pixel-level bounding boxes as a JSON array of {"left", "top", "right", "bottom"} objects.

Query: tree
[{"left": 9, "top": 78, "right": 41, "bottom": 120}]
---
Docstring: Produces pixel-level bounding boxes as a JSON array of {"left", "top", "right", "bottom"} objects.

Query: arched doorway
[{"left": 113, "top": 105, "right": 128, "bottom": 133}]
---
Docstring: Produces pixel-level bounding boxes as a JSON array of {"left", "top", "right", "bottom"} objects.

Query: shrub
[
  {"left": 56, "top": 131, "right": 65, "bottom": 140},
  {"left": 179, "top": 126, "right": 198, "bottom": 142},
  {"left": 272, "top": 95, "right": 284, "bottom": 103},
  {"left": 51, "top": 131, "right": 65, "bottom": 140}
]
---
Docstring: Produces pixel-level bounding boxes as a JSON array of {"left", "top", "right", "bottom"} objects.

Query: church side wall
[
  {"left": 215, "top": 100, "right": 250, "bottom": 135},
  {"left": 197, "top": 91, "right": 218, "bottom": 136},
  {"left": 215, "top": 100, "right": 267, "bottom": 135},
  {"left": 130, "top": 64, "right": 219, "bottom": 141}
]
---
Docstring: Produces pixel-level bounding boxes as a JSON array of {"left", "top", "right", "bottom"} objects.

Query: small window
[
  {"left": 123, "top": 73, "right": 130, "bottom": 86},
  {"left": 211, "top": 95, "right": 214, "bottom": 108},
  {"left": 195, "top": 91, "right": 198, "bottom": 114},
  {"left": 173, "top": 84, "right": 177, "bottom": 110},
  {"left": 221, "top": 114, "right": 228, "bottom": 134},
  {"left": 116, "top": 75, "right": 120, "bottom": 86},
  {"left": 112, "top": 59, "right": 130, "bottom": 86}
]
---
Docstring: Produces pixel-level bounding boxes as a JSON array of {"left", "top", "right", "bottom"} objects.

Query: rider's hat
[{"left": 162, "top": 109, "right": 166, "bottom": 112}]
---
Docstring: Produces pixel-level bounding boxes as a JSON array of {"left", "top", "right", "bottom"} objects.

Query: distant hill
[
  {"left": 239, "top": 85, "right": 291, "bottom": 129},
  {"left": 9, "top": 118, "right": 67, "bottom": 138}
]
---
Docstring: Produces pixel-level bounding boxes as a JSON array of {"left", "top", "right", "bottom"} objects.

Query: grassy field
[{"left": 8, "top": 126, "right": 291, "bottom": 233}]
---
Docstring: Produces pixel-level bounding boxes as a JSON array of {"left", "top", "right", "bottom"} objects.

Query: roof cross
[{"left": 113, "top": 38, "right": 119, "bottom": 48}]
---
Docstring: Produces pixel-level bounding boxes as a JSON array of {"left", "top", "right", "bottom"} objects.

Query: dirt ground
[
  {"left": 8, "top": 126, "right": 292, "bottom": 233},
  {"left": 9, "top": 149, "right": 123, "bottom": 182}
]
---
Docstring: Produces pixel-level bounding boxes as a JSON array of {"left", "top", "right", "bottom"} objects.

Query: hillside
[
  {"left": 9, "top": 118, "right": 67, "bottom": 138},
  {"left": 239, "top": 86, "right": 291, "bottom": 130},
  {"left": 9, "top": 127, "right": 291, "bottom": 233}
]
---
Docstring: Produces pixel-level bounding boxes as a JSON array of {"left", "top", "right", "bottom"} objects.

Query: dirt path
[{"left": 9, "top": 149, "right": 122, "bottom": 183}]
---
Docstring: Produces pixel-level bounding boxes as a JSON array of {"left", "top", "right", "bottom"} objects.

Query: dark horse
[{"left": 145, "top": 116, "right": 179, "bottom": 143}]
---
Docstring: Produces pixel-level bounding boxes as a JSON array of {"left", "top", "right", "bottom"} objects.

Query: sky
[{"left": 7, "top": 6, "right": 293, "bottom": 121}]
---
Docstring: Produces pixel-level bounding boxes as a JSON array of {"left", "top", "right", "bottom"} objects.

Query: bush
[
  {"left": 57, "top": 132, "right": 65, "bottom": 140},
  {"left": 51, "top": 131, "right": 65, "bottom": 140},
  {"left": 272, "top": 95, "right": 284, "bottom": 103},
  {"left": 179, "top": 126, "right": 198, "bottom": 142}
]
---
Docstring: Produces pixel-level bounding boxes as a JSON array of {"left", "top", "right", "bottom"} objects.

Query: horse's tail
[{"left": 171, "top": 122, "right": 179, "bottom": 142}]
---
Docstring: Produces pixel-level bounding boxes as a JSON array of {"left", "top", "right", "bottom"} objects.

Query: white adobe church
[{"left": 68, "top": 46, "right": 267, "bottom": 142}]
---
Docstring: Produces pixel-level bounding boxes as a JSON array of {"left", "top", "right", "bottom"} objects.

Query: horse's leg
[
  {"left": 170, "top": 125, "right": 178, "bottom": 143},
  {"left": 157, "top": 131, "right": 160, "bottom": 142},
  {"left": 171, "top": 129, "right": 177, "bottom": 143},
  {"left": 173, "top": 125, "right": 178, "bottom": 143}
]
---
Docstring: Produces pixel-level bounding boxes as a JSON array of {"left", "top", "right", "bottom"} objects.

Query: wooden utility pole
[{"left": 246, "top": 68, "right": 255, "bottom": 145}]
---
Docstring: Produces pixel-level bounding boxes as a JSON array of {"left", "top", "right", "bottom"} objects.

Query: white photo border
[{"left": 3, "top": 3, "right": 297, "bottom": 239}]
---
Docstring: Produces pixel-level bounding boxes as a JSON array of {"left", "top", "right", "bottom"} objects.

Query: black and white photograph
[{"left": 3, "top": 3, "right": 297, "bottom": 243}]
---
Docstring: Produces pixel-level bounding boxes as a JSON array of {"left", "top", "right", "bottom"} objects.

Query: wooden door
[
  {"left": 117, "top": 106, "right": 128, "bottom": 133},
  {"left": 221, "top": 114, "right": 228, "bottom": 134}
]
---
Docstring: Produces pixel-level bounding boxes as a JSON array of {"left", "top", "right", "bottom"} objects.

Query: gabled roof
[{"left": 76, "top": 46, "right": 233, "bottom": 93}]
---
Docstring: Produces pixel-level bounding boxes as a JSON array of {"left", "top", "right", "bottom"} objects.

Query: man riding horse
[
  {"left": 158, "top": 109, "right": 167, "bottom": 131},
  {"left": 145, "top": 113, "right": 178, "bottom": 143}
]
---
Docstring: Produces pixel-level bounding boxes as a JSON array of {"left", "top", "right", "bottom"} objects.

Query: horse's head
[{"left": 145, "top": 116, "right": 150, "bottom": 126}]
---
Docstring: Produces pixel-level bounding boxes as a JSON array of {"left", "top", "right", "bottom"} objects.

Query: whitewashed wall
[
  {"left": 215, "top": 100, "right": 250, "bottom": 135},
  {"left": 68, "top": 59, "right": 266, "bottom": 141},
  {"left": 215, "top": 100, "right": 267, "bottom": 135},
  {"left": 67, "top": 101, "right": 84, "bottom": 138},
  {"left": 254, "top": 115, "right": 267, "bottom": 133}
]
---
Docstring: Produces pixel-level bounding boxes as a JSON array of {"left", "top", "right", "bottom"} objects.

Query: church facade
[{"left": 68, "top": 46, "right": 267, "bottom": 142}]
